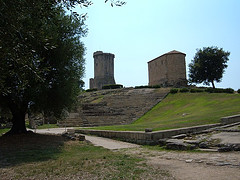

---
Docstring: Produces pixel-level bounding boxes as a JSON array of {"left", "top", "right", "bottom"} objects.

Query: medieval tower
[
  {"left": 148, "top": 50, "right": 187, "bottom": 87},
  {"left": 90, "top": 51, "right": 116, "bottom": 89}
]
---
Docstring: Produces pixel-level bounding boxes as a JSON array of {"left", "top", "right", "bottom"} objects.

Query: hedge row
[
  {"left": 102, "top": 84, "right": 123, "bottom": 89},
  {"left": 134, "top": 85, "right": 161, "bottom": 89},
  {"left": 86, "top": 88, "right": 98, "bottom": 92},
  {"left": 170, "top": 88, "right": 236, "bottom": 94}
]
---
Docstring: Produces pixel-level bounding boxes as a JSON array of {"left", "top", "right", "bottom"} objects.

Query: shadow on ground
[{"left": 0, "top": 132, "right": 67, "bottom": 168}]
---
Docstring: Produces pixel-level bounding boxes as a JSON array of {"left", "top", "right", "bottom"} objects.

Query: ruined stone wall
[
  {"left": 148, "top": 50, "right": 187, "bottom": 87},
  {"left": 90, "top": 51, "right": 116, "bottom": 89}
]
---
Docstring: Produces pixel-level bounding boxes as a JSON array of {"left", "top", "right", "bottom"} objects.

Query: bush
[
  {"left": 135, "top": 85, "right": 161, "bottom": 89},
  {"left": 238, "top": 89, "right": 240, "bottom": 94},
  {"left": 86, "top": 88, "right": 98, "bottom": 92},
  {"left": 205, "top": 88, "right": 234, "bottom": 93},
  {"left": 151, "top": 85, "right": 161, "bottom": 88},
  {"left": 190, "top": 88, "right": 204, "bottom": 93},
  {"left": 134, "top": 85, "right": 150, "bottom": 89},
  {"left": 170, "top": 88, "right": 178, "bottom": 94},
  {"left": 224, "top": 88, "right": 234, "bottom": 94},
  {"left": 102, "top": 84, "right": 123, "bottom": 89},
  {"left": 179, "top": 88, "right": 189, "bottom": 93}
]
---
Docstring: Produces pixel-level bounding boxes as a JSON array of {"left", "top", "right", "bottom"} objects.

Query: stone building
[
  {"left": 148, "top": 50, "right": 187, "bottom": 87},
  {"left": 90, "top": 51, "right": 116, "bottom": 89}
]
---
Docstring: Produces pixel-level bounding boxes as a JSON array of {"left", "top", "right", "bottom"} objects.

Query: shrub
[
  {"left": 224, "top": 88, "right": 234, "bottom": 94},
  {"left": 135, "top": 85, "right": 161, "bottom": 89},
  {"left": 134, "top": 85, "right": 149, "bottom": 89},
  {"left": 170, "top": 88, "right": 178, "bottom": 94},
  {"left": 205, "top": 88, "right": 214, "bottom": 93},
  {"left": 205, "top": 88, "right": 234, "bottom": 93},
  {"left": 190, "top": 88, "right": 204, "bottom": 93},
  {"left": 86, "top": 88, "right": 98, "bottom": 92},
  {"left": 238, "top": 89, "right": 240, "bottom": 94},
  {"left": 179, "top": 88, "right": 189, "bottom": 93},
  {"left": 102, "top": 84, "right": 123, "bottom": 89},
  {"left": 151, "top": 85, "right": 161, "bottom": 88}
]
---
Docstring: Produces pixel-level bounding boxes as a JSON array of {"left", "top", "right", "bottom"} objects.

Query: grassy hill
[{"left": 86, "top": 92, "right": 240, "bottom": 131}]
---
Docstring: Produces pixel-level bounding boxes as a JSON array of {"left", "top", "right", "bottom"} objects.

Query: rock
[
  {"left": 184, "top": 139, "right": 200, "bottom": 145},
  {"left": 61, "top": 133, "right": 68, "bottom": 137},
  {"left": 158, "top": 139, "right": 168, "bottom": 146},
  {"left": 78, "top": 135, "right": 86, "bottom": 141},
  {"left": 166, "top": 139, "right": 184, "bottom": 144},
  {"left": 70, "top": 137, "right": 76, "bottom": 141},
  {"left": 67, "top": 129, "right": 75, "bottom": 135},
  {"left": 185, "top": 159, "right": 193, "bottom": 163},
  {"left": 215, "top": 162, "right": 232, "bottom": 166},
  {"left": 232, "top": 144, "right": 240, "bottom": 151},
  {"left": 199, "top": 142, "right": 209, "bottom": 149},
  {"left": 166, "top": 142, "right": 196, "bottom": 151},
  {"left": 172, "top": 134, "right": 187, "bottom": 139},
  {"left": 145, "top": 128, "right": 153, "bottom": 132},
  {"left": 218, "top": 146, "right": 232, "bottom": 152}
]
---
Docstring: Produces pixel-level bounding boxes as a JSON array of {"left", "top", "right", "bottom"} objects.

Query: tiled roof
[{"left": 148, "top": 50, "right": 186, "bottom": 63}]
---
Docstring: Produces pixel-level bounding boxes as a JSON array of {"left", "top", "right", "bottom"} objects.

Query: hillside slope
[
  {"left": 60, "top": 88, "right": 170, "bottom": 127},
  {"left": 88, "top": 92, "right": 240, "bottom": 131}
]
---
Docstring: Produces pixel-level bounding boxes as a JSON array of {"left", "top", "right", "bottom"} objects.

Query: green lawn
[{"left": 85, "top": 93, "right": 240, "bottom": 131}]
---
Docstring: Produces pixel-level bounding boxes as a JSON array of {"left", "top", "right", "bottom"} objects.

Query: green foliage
[
  {"left": 189, "top": 46, "right": 230, "bottom": 88},
  {"left": 170, "top": 88, "right": 178, "bottom": 94},
  {"left": 190, "top": 88, "right": 205, "bottom": 93},
  {"left": 205, "top": 88, "right": 234, "bottom": 93},
  {"left": 0, "top": 128, "right": 10, "bottom": 136},
  {"left": 102, "top": 84, "right": 123, "bottom": 89},
  {"left": 179, "top": 88, "right": 189, "bottom": 93},
  {"left": 224, "top": 88, "right": 235, "bottom": 93},
  {"left": 135, "top": 85, "right": 150, "bottom": 89},
  {"left": 135, "top": 85, "right": 161, "bottom": 89},
  {"left": 86, "top": 88, "right": 98, "bottom": 92},
  {"left": 238, "top": 89, "right": 240, "bottom": 94},
  {"left": 0, "top": 1, "right": 86, "bottom": 133}
]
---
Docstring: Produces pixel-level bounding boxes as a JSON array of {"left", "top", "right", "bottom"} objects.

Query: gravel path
[
  {"left": 32, "top": 128, "right": 240, "bottom": 180},
  {"left": 33, "top": 128, "right": 139, "bottom": 150}
]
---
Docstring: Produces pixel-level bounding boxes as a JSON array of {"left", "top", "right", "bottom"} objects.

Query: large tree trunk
[
  {"left": 7, "top": 102, "right": 28, "bottom": 134},
  {"left": 211, "top": 80, "right": 215, "bottom": 89}
]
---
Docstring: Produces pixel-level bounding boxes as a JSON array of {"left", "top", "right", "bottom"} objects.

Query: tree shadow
[{"left": 0, "top": 132, "right": 68, "bottom": 168}]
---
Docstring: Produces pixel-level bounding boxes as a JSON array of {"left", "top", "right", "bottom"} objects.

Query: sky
[{"left": 75, "top": 0, "right": 240, "bottom": 90}]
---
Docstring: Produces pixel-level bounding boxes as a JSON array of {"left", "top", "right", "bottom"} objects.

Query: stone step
[{"left": 60, "top": 88, "right": 169, "bottom": 127}]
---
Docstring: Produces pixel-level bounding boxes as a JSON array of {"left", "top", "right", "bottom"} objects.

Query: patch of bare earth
[{"left": 118, "top": 148, "right": 240, "bottom": 180}]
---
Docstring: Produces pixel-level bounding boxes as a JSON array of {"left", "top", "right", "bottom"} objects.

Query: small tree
[{"left": 189, "top": 47, "right": 230, "bottom": 88}]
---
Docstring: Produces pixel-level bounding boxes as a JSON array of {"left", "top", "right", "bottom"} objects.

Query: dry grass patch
[{"left": 0, "top": 133, "right": 173, "bottom": 180}]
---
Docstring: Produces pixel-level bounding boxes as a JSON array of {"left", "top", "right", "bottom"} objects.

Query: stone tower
[
  {"left": 148, "top": 50, "right": 187, "bottom": 87},
  {"left": 90, "top": 51, "right": 116, "bottom": 89}
]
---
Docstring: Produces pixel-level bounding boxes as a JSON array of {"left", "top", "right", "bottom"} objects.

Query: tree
[
  {"left": 0, "top": 1, "right": 87, "bottom": 134},
  {"left": 188, "top": 46, "right": 230, "bottom": 88},
  {"left": 0, "top": 0, "right": 126, "bottom": 134}
]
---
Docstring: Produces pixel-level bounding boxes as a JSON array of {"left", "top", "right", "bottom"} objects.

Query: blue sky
[{"left": 76, "top": 0, "right": 240, "bottom": 90}]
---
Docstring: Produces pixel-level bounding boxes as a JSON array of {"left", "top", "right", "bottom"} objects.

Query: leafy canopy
[
  {"left": 188, "top": 46, "right": 230, "bottom": 88},
  {"left": 0, "top": 0, "right": 126, "bottom": 133}
]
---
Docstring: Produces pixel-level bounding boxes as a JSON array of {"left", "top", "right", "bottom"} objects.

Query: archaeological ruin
[
  {"left": 89, "top": 51, "right": 116, "bottom": 89},
  {"left": 148, "top": 50, "right": 187, "bottom": 87}
]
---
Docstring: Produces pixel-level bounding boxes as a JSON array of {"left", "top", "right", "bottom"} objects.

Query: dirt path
[
  {"left": 36, "top": 128, "right": 240, "bottom": 180},
  {"left": 119, "top": 148, "right": 240, "bottom": 180},
  {"left": 34, "top": 128, "right": 140, "bottom": 149}
]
